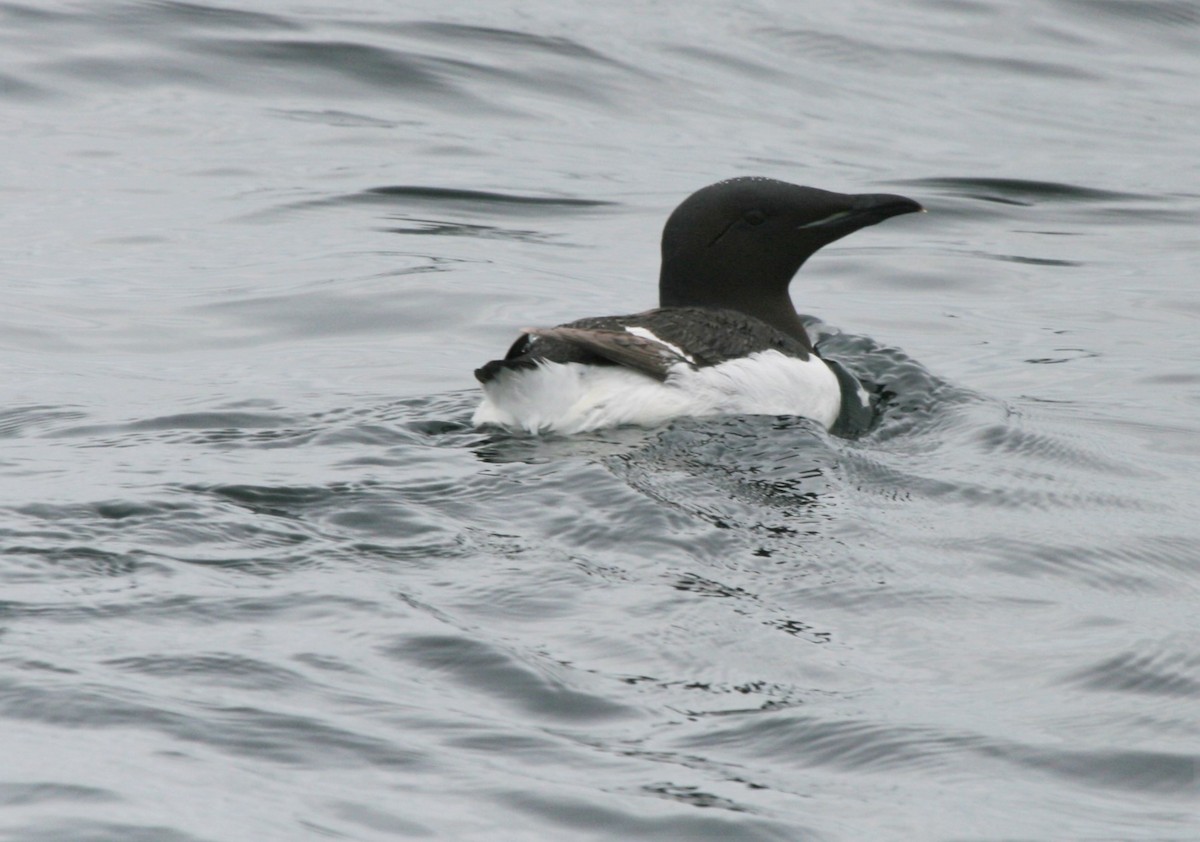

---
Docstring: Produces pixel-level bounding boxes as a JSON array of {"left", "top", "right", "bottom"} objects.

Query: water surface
[{"left": 2, "top": 1, "right": 1199, "bottom": 840}]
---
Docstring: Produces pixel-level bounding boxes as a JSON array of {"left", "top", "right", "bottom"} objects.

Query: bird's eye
[{"left": 743, "top": 209, "right": 766, "bottom": 226}]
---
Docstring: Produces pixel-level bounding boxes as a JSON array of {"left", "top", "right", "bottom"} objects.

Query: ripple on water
[
  {"left": 2, "top": 0, "right": 1198, "bottom": 838},
  {"left": 1057, "top": 0, "right": 1200, "bottom": 29},
  {"left": 995, "top": 744, "right": 1199, "bottom": 794},
  {"left": 0, "top": 674, "right": 425, "bottom": 769},
  {"left": 1064, "top": 636, "right": 1200, "bottom": 697},
  {"left": 676, "top": 713, "right": 980, "bottom": 775},
  {"left": 0, "top": 405, "right": 90, "bottom": 438},
  {"left": 499, "top": 790, "right": 801, "bottom": 842},
  {"left": 975, "top": 533, "right": 1200, "bottom": 594},
  {"left": 103, "top": 652, "right": 308, "bottom": 692},
  {"left": 0, "top": 781, "right": 118, "bottom": 808},
  {"left": 895, "top": 176, "right": 1152, "bottom": 204},
  {"left": 382, "top": 634, "right": 635, "bottom": 723}
]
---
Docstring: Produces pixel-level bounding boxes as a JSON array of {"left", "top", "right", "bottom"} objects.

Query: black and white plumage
[{"left": 472, "top": 177, "right": 923, "bottom": 435}]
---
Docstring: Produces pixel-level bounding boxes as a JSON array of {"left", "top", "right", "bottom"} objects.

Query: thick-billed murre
[{"left": 472, "top": 177, "right": 923, "bottom": 435}]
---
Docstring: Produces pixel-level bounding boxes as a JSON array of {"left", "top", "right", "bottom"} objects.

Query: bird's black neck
[{"left": 659, "top": 267, "right": 814, "bottom": 353}]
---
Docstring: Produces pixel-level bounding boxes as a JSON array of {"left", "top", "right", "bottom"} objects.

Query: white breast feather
[{"left": 472, "top": 350, "right": 841, "bottom": 435}]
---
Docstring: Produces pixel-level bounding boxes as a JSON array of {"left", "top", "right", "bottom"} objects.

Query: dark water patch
[
  {"left": 192, "top": 286, "right": 477, "bottom": 342},
  {"left": 384, "top": 634, "right": 635, "bottom": 723},
  {"left": 469, "top": 425, "right": 662, "bottom": 465},
  {"left": 0, "top": 544, "right": 160, "bottom": 582},
  {"left": 975, "top": 251, "right": 1082, "bottom": 267},
  {"left": 764, "top": 28, "right": 1095, "bottom": 80},
  {"left": 808, "top": 581, "right": 1011, "bottom": 612},
  {"left": 283, "top": 184, "right": 615, "bottom": 219},
  {"left": 1065, "top": 643, "right": 1200, "bottom": 697},
  {"left": 998, "top": 744, "right": 1198, "bottom": 794},
  {"left": 1059, "top": 0, "right": 1200, "bottom": 27},
  {"left": 826, "top": 454, "right": 926, "bottom": 505},
  {"left": 167, "top": 478, "right": 473, "bottom": 568},
  {"left": 5, "top": 820, "right": 208, "bottom": 842},
  {"left": 338, "top": 392, "right": 479, "bottom": 447},
  {"left": 673, "top": 572, "right": 760, "bottom": 600},
  {"left": 0, "top": 592, "right": 391, "bottom": 627},
  {"left": 896, "top": 176, "right": 1148, "bottom": 204},
  {"left": 49, "top": 410, "right": 301, "bottom": 441},
  {"left": 0, "top": 659, "right": 79, "bottom": 676},
  {"left": 46, "top": 54, "right": 213, "bottom": 90},
  {"left": 1143, "top": 371, "right": 1200, "bottom": 386},
  {"left": 261, "top": 186, "right": 611, "bottom": 241},
  {"left": 319, "top": 420, "right": 430, "bottom": 449},
  {"left": 123, "top": 0, "right": 303, "bottom": 32},
  {"left": 0, "top": 405, "right": 89, "bottom": 438},
  {"left": 402, "top": 413, "right": 474, "bottom": 438},
  {"left": 686, "top": 711, "right": 1198, "bottom": 795},
  {"left": 176, "top": 424, "right": 320, "bottom": 449},
  {"left": 204, "top": 482, "right": 353, "bottom": 518},
  {"left": 196, "top": 703, "right": 428, "bottom": 767},
  {"left": 978, "top": 534, "right": 1200, "bottom": 593},
  {"left": 0, "top": 2, "right": 71, "bottom": 23},
  {"left": 1077, "top": 203, "right": 1199, "bottom": 225},
  {"left": 105, "top": 653, "right": 307, "bottom": 692},
  {"left": 646, "top": 678, "right": 813, "bottom": 716},
  {"left": 904, "top": 46, "right": 1097, "bottom": 80},
  {"left": 438, "top": 453, "right": 725, "bottom": 564},
  {"left": 12, "top": 493, "right": 325, "bottom": 568},
  {"left": 407, "top": 20, "right": 630, "bottom": 68},
  {"left": 834, "top": 426, "right": 1150, "bottom": 513},
  {"left": 666, "top": 45, "right": 789, "bottom": 81},
  {"left": 268, "top": 107, "right": 411, "bottom": 128},
  {"left": 1025, "top": 347, "right": 1100, "bottom": 364},
  {"left": 327, "top": 800, "right": 436, "bottom": 838},
  {"left": 125, "top": 410, "right": 297, "bottom": 432},
  {"left": 184, "top": 30, "right": 628, "bottom": 110},
  {"left": 666, "top": 571, "right": 834, "bottom": 646},
  {"left": 764, "top": 616, "right": 829, "bottom": 643},
  {"left": 503, "top": 791, "right": 800, "bottom": 842},
  {"left": 1016, "top": 229, "right": 1086, "bottom": 236},
  {"left": 15, "top": 12, "right": 546, "bottom": 111},
  {"left": 0, "top": 781, "right": 117, "bottom": 807},
  {"left": 196, "top": 470, "right": 488, "bottom": 540},
  {"left": 683, "top": 714, "right": 972, "bottom": 773},
  {"left": 189, "top": 37, "right": 500, "bottom": 103},
  {"left": 381, "top": 219, "right": 555, "bottom": 242},
  {"left": 0, "top": 70, "right": 54, "bottom": 100},
  {"left": 972, "top": 422, "right": 1133, "bottom": 474},
  {"left": 292, "top": 652, "right": 364, "bottom": 676},
  {"left": 10, "top": 495, "right": 196, "bottom": 527},
  {"left": 342, "top": 19, "right": 647, "bottom": 105},
  {"left": 364, "top": 185, "right": 614, "bottom": 209},
  {"left": 759, "top": 28, "right": 888, "bottom": 72},
  {"left": 0, "top": 676, "right": 191, "bottom": 730},
  {"left": 193, "top": 701, "right": 435, "bottom": 792},
  {"left": 641, "top": 782, "right": 749, "bottom": 812}
]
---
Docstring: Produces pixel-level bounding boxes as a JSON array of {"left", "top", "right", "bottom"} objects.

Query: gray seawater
[{"left": 2, "top": 1, "right": 1199, "bottom": 840}]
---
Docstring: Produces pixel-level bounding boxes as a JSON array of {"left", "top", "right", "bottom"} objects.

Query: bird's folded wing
[{"left": 522, "top": 326, "right": 695, "bottom": 382}]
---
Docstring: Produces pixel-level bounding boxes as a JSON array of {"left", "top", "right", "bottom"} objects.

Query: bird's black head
[{"left": 658, "top": 177, "right": 922, "bottom": 346}]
